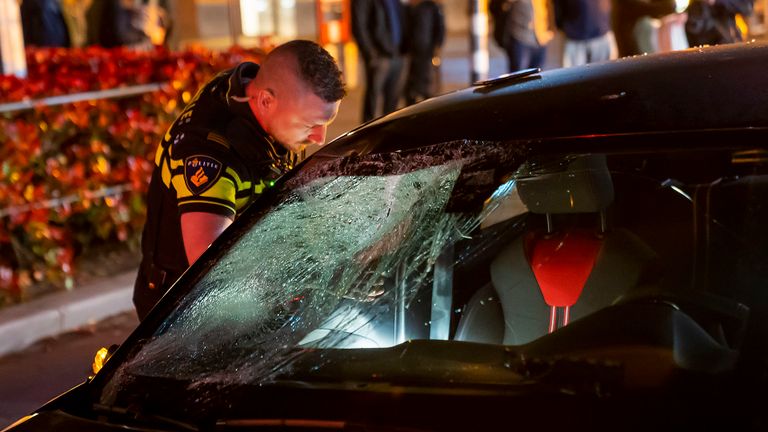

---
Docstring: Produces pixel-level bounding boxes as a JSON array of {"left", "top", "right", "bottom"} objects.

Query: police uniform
[{"left": 133, "top": 62, "right": 296, "bottom": 320}]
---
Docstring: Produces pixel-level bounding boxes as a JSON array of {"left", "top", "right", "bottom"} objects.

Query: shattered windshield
[
  {"left": 123, "top": 163, "right": 470, "bottom": 382},
  {"left": 100, "top": 141, "right": 768, "bottom": 410},
  {"left": 100, "top": 140, "right": 525, "bottom": 397}
]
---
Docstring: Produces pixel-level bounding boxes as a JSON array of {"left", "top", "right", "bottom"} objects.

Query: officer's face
[{"left": 266, "top": 89, "right": 340, "bottom": 154}]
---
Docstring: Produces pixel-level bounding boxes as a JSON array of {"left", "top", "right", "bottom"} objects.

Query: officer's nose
[{"left": 308, "top": 125, "right": 327, "bottom": 145}]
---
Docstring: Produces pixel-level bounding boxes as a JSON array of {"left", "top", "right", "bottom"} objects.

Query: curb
[{"left": 0, "top": 270, "right": 137, "bottom": 357}]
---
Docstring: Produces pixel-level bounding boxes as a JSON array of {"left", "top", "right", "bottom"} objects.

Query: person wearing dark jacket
[
  {"left": 685, "top": 0, "right": 754, "bottom": 46},
  {"left": 404, "top": 0, "right": 445, "bottom": 105},
  {"left": 352, "top": 0, "right": 407, "bottom": 122},
  {"left": 490, "top": 0, "right": 555, "bottom": 73},
  {"left": 554, "top": 0, "right": 615, "bottom": 66},
  {"left": 87, "top": 0, "right": 148, "bottom": 47},
  {"left": 86, "top": 0, "right": 170, "bottom": 48},
  {"left": 611, "top": 0, "right": 676, "bottom": 57},
  {"left": 20, "top": 0, "right": 71, "bottom": 47}
]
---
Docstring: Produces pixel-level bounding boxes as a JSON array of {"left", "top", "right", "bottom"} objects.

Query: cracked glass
[{"left": 99, "top": 142, "right": 768, "bottom": 418}]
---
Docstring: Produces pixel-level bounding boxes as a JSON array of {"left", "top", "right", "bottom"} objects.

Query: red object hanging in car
[{"left": 526, "top": 229, "right": 603, "bottom": 307}]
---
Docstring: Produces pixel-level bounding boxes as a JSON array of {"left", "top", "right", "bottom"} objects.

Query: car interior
[
  {"left": 290, "top": 147, "right": 768, "bottom": 394},
  {"left": 439, "top": 148, "right": 767, "bottom": 381},
  {"left": 455, "top": 154, "right": 659, "bottom": 345}
]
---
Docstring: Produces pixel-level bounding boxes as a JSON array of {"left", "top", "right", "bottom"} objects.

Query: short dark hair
[{"left": 272, "top": 40, "right": 346, "bottom": 102}]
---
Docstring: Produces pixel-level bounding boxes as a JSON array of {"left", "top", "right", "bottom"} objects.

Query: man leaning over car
[{"left": 133, "top": 40, "right": 346, "bottom": 320}]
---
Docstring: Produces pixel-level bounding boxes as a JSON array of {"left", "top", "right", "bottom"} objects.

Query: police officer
[{"left": 133, "top": 40, "right": 346, "bottom": 320}]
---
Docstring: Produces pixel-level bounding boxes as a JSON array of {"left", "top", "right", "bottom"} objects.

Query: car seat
[{"left": 455, "top": 155, "right": 658, "bottom": 345}]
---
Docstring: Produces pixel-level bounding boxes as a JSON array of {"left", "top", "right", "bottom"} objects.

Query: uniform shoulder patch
[{"left": 184, "top": 155, "right": 224, "bottom": 195}]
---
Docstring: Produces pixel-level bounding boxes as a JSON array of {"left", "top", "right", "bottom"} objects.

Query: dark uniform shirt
[{"left": 133, "top": 62, "right": 296, "bottom": 320}]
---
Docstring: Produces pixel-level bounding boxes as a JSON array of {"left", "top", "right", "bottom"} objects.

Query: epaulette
[{"left": 206, "top": 131, "right": 231, "bottom": 149}]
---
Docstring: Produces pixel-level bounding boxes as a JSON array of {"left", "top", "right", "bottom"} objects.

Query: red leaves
[
  {"left": 0, "top": 45, "right": 265, "bottom": 305},
  {"left": 0, "top": 45, "right": 266, "bottom": 103}
]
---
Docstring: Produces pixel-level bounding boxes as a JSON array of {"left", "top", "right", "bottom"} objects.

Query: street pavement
[{"left": 0, "top": 311, "right": 138, "bottom": 428}]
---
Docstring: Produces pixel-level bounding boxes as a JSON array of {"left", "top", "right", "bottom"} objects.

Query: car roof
[{"left": 319, "top": 42, "right": 768, "bottom": 158}]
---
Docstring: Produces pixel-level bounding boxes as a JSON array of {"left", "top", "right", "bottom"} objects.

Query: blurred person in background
[
  {"left": 87, "top": 0, "right": 170, "bottom": 48},
  {"left": 685, "top": 0, "right": 754, "bottom": 46},
  {"left": 657, "top": 5, "right": 689, "bottom": 52},
  {"left": 611, "top": 0, "right": 677, "bottom": 57},
  {"left": 20, "top": 0, "right": 71, "bottom": 47},
  {"left": 490, "top": 0, "right": 555, "bottom": 72},
  {"left": 133, "top": 41, "right": 346, "bottom": 320},
  {"left": 60, "top": 0, "right": 93, "bottom": 48},
  {"left": 632, "top": 1, "right": 687, "bottom": 54},
  {"left": 352, "top": 0, "right": 407, "bottom": 122},
  {"left": 554, "top": 0, "right": 617, "bottom": 66},
  {"left": 403, "top": 0, "right": 445, "bottom": 105}
]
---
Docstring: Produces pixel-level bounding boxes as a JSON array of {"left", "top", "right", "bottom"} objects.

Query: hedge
[{"left": 0, "top": 45, "right": 266, "bottom": 306}]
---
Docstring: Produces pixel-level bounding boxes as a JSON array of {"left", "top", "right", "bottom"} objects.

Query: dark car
[{"left": 5, "top": 42, "right": 768, "bottom": 431}]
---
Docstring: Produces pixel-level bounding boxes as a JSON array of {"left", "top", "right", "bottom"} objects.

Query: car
[{"left": 5, "top": 41, "right": 768, "bottom": 431}]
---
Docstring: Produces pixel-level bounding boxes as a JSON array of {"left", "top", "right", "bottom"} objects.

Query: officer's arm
[{"left": 181, "top": 212, "right": 232, "bottom": 265}]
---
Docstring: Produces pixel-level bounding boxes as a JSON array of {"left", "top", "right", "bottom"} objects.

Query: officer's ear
[
  {"left": 256, "top": 88, "right": 277, "bottom": 114},
  {"left": 247, "top": 86, "right": 276, "bottom": 126}
]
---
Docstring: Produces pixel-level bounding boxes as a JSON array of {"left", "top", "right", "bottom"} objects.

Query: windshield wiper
[{"left": 91, "top": 403, "right": 200, "bottom": 431}]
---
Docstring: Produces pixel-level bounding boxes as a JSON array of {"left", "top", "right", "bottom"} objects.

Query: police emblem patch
[{"left": 184, "top": 155, "right": 223, "bottom": 195}]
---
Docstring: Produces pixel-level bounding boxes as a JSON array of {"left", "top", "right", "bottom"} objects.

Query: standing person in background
[
  {"left": 554, "top": 0, "right": 616, "bottom": 67},
  {"left": 657, "top": 8, "right": 689, "bottom": 52},
  {"left": 87, "top": 0, "right": 170, "bottom": 48},
  {"left": 352, "top": 0, "right": 407, "bottom": 122},
  {"left": 87, "top": 0, "right": 148, "bottom": 47},
  {"left": 611, "top": 0, "right": 676, "bottom": 57},
  {"left": 685, "top": 0, "right": 754, "bottom": 47},
  {"left": 20, "top": 0, "right": 71, "bottom": 47},
  {"left": 490, "top": 0, "right": 555, "bottom": 73},
  {"left": 60, "top": 0, "right": 93, "bottom": 48},
  {"left": 133, "top": 41, "right": 346, "bottom": 320},
  {"left": 404, "top": 0, "right": 445, "bottom": 105}
]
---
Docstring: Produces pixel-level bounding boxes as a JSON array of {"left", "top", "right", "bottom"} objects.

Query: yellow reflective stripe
[
  {"left": 225, "top": 167, "right": 251, "bottom": 191},
  {"left": 202, "top": 178, "right": 236, "bottom": 201},
  {"left": 178, "top": 200, "right": 236, "bottom": 213},
  {"left": 171, "top": 174, "right": 236, "bottom": 200},
  {"left": 171, "top": 174, "right": 190, "bottom": 197},
  {"left": 235, "top": 197, "right": 250, "bottom": 209},
  {"left": 254, "top": 180, "right": 266, "bottom": 194},
  {"left": 170, "top": 158, "right": 184, "bottom": 169},
  {"left": 161, "top": 160, "right": 172, "bottom": 187},
  {"left": 163, "top": 124, "right": 173, "bottom": 143},
  {"left": 154, "top": 144, "right": 164, "bottom": 166},
  {"left": 179, "top": 106, "right": 195, "bottom": 122}
]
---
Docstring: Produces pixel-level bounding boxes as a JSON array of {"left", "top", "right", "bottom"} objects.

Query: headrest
[{"left": 516, "top": 155, "right": 614, "bottom": 214}]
